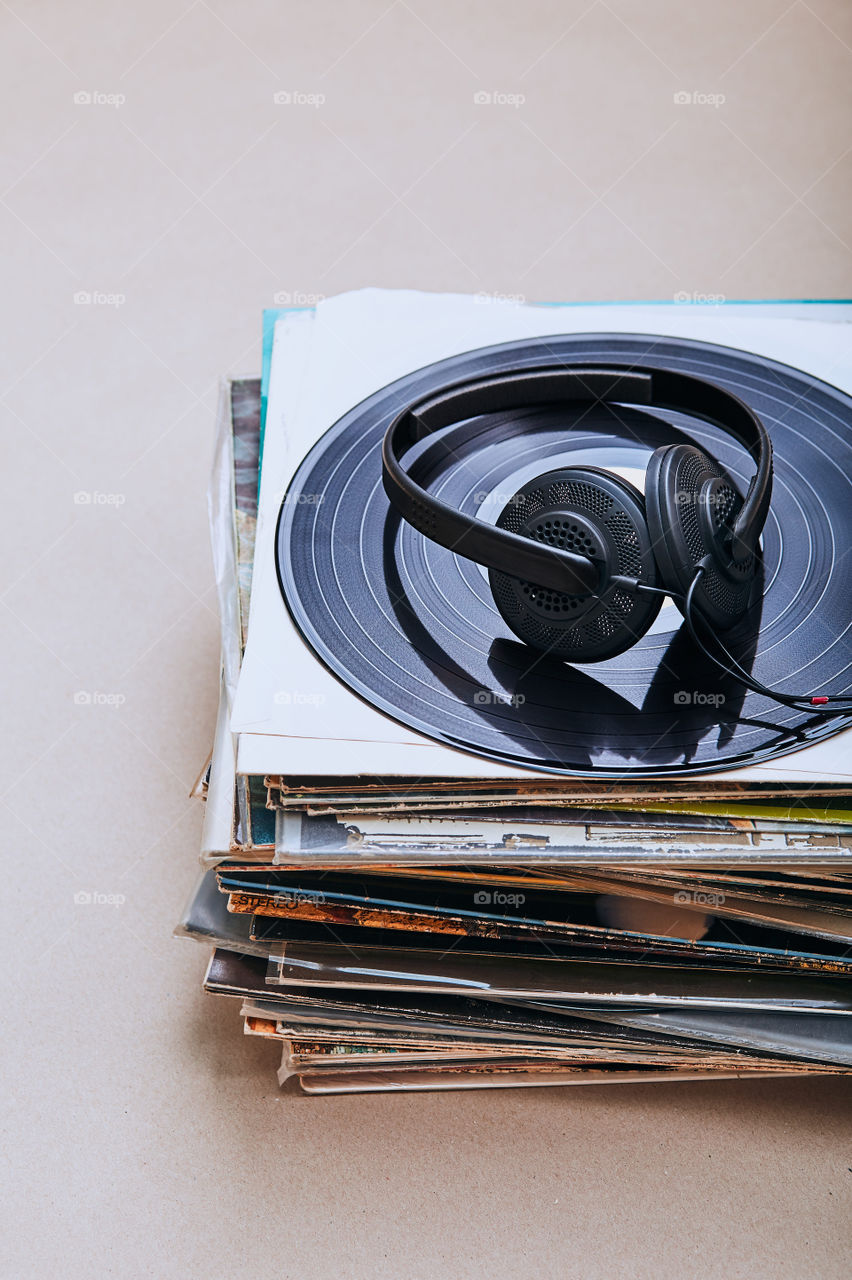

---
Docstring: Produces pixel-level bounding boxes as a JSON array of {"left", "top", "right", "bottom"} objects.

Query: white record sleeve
[{"left": 231, "top": 290, "right": 852, "bottom": 781}]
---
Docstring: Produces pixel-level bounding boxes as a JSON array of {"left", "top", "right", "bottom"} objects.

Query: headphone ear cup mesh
[
  {"left": 488, "top": 466, "right": 662, "bottom": 662},
  {"left": 645, "top": 444, "right": 756, "bottom": 630}
]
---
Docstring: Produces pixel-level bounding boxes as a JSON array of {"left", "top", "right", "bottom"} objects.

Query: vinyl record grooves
[{"left": 275, "top": 334, "right": 852, "bottom": 776}]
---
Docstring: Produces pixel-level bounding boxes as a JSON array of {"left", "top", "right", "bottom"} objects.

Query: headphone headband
[{"left": 382, "top": 363, "right": 773, "bottom": 593}]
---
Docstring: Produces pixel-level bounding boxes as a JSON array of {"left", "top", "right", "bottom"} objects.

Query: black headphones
[{"left": 382, "top": 363, "right": 850, "bottom": 713}]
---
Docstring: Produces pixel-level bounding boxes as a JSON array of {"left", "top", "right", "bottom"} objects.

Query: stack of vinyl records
[{"left": 177, "top": 290, "right": 852, "bottom": 1094}]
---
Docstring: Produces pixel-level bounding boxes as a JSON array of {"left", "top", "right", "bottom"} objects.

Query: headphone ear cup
[
  {"left": 645, "top": 443, "right": 757, "bottom": 630},
  {"left": 488, "top": 466, "right": 662, "bottom": 662}
]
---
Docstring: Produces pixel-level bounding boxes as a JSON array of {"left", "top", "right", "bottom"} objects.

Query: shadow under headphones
[{"left": 381, "top": 363, "right": 850, "bottom": 714}]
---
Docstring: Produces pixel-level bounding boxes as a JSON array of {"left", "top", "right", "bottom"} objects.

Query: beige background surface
[{"left": 2, "top": 3, "right": 852, "bottom": 1277}]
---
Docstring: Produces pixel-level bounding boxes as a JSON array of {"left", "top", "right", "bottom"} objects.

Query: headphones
[{"left": 382, "top": 363, "right": 850, "bottom": 713}]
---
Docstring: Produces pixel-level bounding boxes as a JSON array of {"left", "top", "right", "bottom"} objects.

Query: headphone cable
[{"left": 681, "top": 566, "right": 852, "bottom": 716}]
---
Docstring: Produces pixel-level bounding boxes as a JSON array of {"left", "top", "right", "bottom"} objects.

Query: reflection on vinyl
[{"left": 275, "top": 334, "right": 852, "bottom": 776}]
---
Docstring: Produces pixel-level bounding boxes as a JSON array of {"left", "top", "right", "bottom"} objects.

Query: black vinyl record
[{"left": 275, "top": 333, "right": 852, "bottom": 777}]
